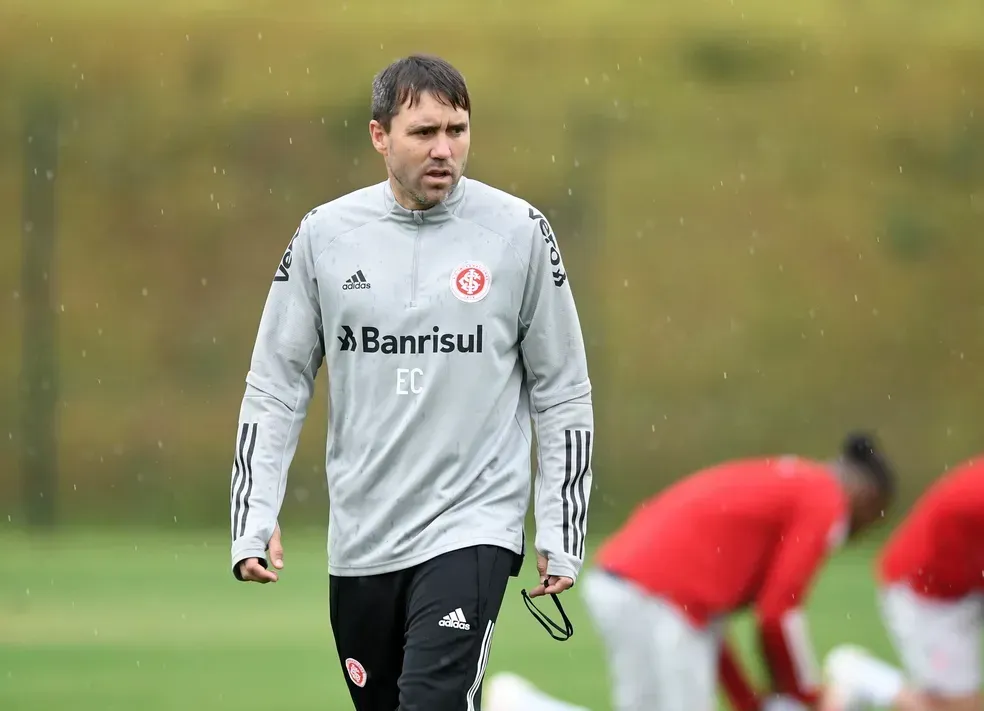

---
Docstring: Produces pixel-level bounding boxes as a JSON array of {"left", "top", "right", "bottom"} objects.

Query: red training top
[
  {"left": 594, "top": 456, "right": 849, "bottom": 709},
  {"left": 879, "top": 456, "right": 984, "bottom": 600}
]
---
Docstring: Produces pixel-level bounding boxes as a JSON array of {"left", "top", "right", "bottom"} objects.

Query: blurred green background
[{"left": 2, "top": 0, "right": 984, "bottom": 708}]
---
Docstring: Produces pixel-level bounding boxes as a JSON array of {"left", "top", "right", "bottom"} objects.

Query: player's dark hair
[
  {"left": 842, "top": 431, "right": 895, "bottom": 497},
  {"left": 371, "top": 54, "right": 471, "bottom": 131}
]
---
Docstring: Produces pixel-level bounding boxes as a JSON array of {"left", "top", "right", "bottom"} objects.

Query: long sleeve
[
  {"left": 719, "top": 641, "right": 761, "bottom": 711},
  {"left": 229, "top": 212, "right": 325, "bottom": 578},
  {"left": 519, "top": 206, "right": 594, "bottom": 582},
  {"left": 754, "top": 500, "right": 846, "bottom": 704}
]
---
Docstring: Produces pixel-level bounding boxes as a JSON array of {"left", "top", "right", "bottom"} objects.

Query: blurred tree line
[{"left": 2, "top": 1, "right": 983, "bottom": 532}]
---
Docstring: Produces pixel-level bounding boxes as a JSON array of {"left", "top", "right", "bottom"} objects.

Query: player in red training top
[
  {"left": 821, "top": 457, "right": 984, "bottom": 711},
  {"left": 483, "top": 433, "right": 895, "bottom": 711}
]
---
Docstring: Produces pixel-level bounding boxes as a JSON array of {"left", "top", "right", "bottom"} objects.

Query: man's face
[
  {"left": 848, "top": 478, "right": 889, "bottom": 540},
  {"left": 369, "top": 90, "right": 470, "bottom": 210}
]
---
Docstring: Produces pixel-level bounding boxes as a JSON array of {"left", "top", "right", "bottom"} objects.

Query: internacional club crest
[
  {"left": 345, "top": 657, "right": 367, "bottom": 688},
  {"left": 450, "top": 262, "right": 491, "bottom": 303}
]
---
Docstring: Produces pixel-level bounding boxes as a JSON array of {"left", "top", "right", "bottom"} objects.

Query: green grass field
[{"left": 1, "top": 527, "right": 899, "bottom": 710}]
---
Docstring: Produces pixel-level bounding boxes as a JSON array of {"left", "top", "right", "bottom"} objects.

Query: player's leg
[
  {"left": 579, "top": 568, "right": 719, "bottom": 711},
  {"left": 821, "top": 585, "right": 983, "bottom": 711},
  {"left": 484, "top": 671, "right": 591, "bottom": 711},
  {"left": 652, "top": 601, "right": 720, "bottom": 711},
  {"left": 881, "top": 585, "right": 983, "bottom": 711},
  {"left": 398, "top": 544, "right": 518, "bottom": 711},
  {"left": 821, "top": 646, "right": 979, "bottom": 711},
  {"left": 820, "top": 644, "right": 909, "bottom": 710},
  {"left": 329, "top": 571, "right": 408, "bottom": 711}
]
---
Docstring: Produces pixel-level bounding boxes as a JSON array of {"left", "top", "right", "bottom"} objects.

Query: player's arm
[
  {"left": 229, "top": 212, "right": 325, "bottom": 580},
  {"left": 754, "top": 501, "right": 846, "bottom": 705},
  {"left": 719, "top": 640, "right": 762, "bottom": 711},
  {"left": 519, "top": 206, "right": 594, "bottom": 585}
]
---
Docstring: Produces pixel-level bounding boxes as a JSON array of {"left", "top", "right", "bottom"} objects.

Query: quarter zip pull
[{"left": 409, "top": 222, "right": 421, "bottom": 309}]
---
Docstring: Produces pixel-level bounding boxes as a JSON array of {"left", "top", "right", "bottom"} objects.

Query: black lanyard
[{"left": 520, "top": 582, "right": 574, "bottom": 641}]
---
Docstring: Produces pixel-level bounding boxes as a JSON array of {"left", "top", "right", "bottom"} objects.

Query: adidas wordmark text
[
  {"left": 342, "top": 269, "right": 371, "bottom": 290},
  {"left": 438, "top": 608, "right": 471, "bottom": 630}
]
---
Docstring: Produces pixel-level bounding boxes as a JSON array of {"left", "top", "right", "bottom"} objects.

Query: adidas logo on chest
[{"left": 342, "top": 270, "right": 371, "bottom": 290}]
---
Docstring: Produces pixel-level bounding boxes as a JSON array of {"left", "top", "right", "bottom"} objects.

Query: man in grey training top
[{"left": 228, "top": 54, "right": 595, "bottom": 711}]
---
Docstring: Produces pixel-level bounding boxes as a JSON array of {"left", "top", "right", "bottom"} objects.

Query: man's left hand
[{"left": 526, "top": 553, "right": 574, "bottom": 598}]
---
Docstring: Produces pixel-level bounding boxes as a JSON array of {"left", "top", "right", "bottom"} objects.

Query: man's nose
[{"left": 430, "top": 136, "right": 452, "bottom": 159}]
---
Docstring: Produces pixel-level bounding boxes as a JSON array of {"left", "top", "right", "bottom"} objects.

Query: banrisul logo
[{"left": 337, "top": 325, "right": 484, "bottom": 354}]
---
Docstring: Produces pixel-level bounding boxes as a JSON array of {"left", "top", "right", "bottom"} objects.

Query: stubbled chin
[
  {"left": 423, "top": 176, "right": 455, "bottom": 193},
  {"left": 408, "top": 174, "right": 458, "bottom": 204}
]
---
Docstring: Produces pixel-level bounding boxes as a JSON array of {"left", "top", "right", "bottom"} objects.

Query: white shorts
[
  {"left": 580, "top": 569, "right": 723, "bottom": 711},
  {"left": 879, "top": 583, "right": 983, "bottom": 697}
]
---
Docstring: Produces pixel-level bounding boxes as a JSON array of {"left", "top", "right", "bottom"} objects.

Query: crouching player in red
[
  {"left": 821, "top": 457, "right": 984, "bottom": 711},
  {"left": 485, "top": 434, "right": 895, "bottom": 711},
  {"left": 586, "top": 433, "right": 894, "bottom": 711}
]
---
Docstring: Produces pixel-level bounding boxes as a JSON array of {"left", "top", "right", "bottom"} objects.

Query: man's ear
[{"left": 369, "top": 120, "right": 388, "bottom": 156}]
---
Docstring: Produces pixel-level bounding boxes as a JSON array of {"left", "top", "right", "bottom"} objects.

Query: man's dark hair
[
  {"left": 371, "top": 54, "right": 471, "bottom": 132},
  {"left": 842, "top": 431, "right": 895, "bottom": 497}
]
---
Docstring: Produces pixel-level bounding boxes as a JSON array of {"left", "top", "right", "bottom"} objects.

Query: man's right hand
[{"left": 237, "top": 524, "right": 284, "bottom": 583}]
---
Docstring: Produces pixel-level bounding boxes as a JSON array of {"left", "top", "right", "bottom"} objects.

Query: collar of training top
[{"left": 383, "top": 176, "right": 467, "bottom": 224}]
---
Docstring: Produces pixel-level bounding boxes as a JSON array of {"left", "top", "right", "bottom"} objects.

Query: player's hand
[
  {"left": 237, "top": 524, "right": 284, "bottom": 583},
  {"left": 526, "top": 552, "right": 574, "bottom": 598},
  {"left": 760, "top": 695, "right": 809, "bottom": 711}
]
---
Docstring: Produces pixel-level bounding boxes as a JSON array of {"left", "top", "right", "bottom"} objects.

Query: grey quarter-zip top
[{"left": 229, "top": 176, "right": 595, "bottom": 581}]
